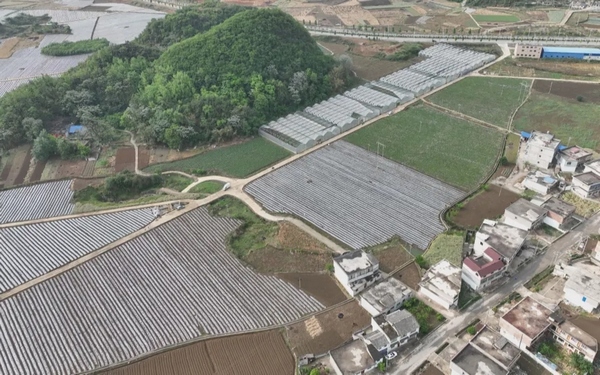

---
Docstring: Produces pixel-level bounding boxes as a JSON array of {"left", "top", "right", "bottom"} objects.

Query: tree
[
  {"left": 466, "top": 325, "right": 477, "bottom": 335},
  {"left": 32, "top": 130, "right": 57, "bottom": 161},
  {"left": 415, "top": 255, "right": 428, "bottom": 269},
  {"left": 377, "top": 361, "right": 386, "bottom": 372},
  {"left": 570, "top": 353, "right": 594, "bottom": 375},
  {"left": 56, "top": 138, "right": 80, "bottom": 159},
  {"left": 21, "top": 117, "right": 43, "bottom": 142},
  {"left": 309, "top": 369, "right": 321, "bottom": 375}
]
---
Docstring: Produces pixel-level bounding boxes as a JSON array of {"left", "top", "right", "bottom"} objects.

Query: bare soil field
[
  {"left": 423, "top": 13, "right": 479, "bottom": 31},
  {"left": 103, "top": 329, "right": 294, "bottom": 375},
  {"left": 72, "top": 177, "right": 106, "bottom": 191},
  {"left": 278, "top": 273, "right": 347, "bottom": 306},
  {"left": 392, "top": 261, "right": 421, "bottom": 289},
  {"left": 278, "top": 221, "right": 331, "bottom": 254},
  {"left": 453, "top": 185, "right": 520, "bottom": 228},
  {"left": 367, "top": 237, "right": 414, "bottom": 273},
  {"left": 114, "top": 147, "right": 135, "bottom": 172},
  {"left": 12, "top": 147, "right": 31, "bottom": 185},
  {"left": 286, "top": 300, "right": 371, "bottom": 357},
  {"left": 245, "top": 246, "right": 331, "bottom": 273},
  {"left": 138, "top": 146, "right": 150, "bottom": 169},
  {"left": 533, "top": 80, "right": 600, "bottom": 103},
  {"left": 2, "top": 145, "right": 30, "bottom": 187},
  {"left": 56, "top": 159, "right": 86, "bottom": 179},
  {"left": 0, "top": 37, "right": 19, "bottom": 58},
  {"left": 369, "top": 9, "right": 407, "bottom": 26},
  {"left": 28, "top": 159, "right": 46, "bottom": 182}
]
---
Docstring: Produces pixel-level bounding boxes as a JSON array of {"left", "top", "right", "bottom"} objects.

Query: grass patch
[
  {"left": 560, "top": 192, "right": 600, "bottom": 218},
  {"left": 504, "top": 133, "right": 520, "bottom": 164},
  {"left": 189, "top": 180, "right": 224, "bottom": 195},
  {"left": 458, "top": 285, "right": 481, "bottom": 311},
  {"left": 345, "top": 105, "right": 504, "bottom": 191},
  {"left": 403, "top": 297, "right": 444, "bottom": 335},
  {"left": 145, "top": 138, "right": 290, "bottom": 178},
  {"left": 73, "top": 193, "right": 198, "bottom": 213},
  {"left": 513, "top": 93, "right": 600, "bottom": 151},
  {"left": 161, "top": 174, "right": 193, "bottom": 192},
  {"left": 428, "top": 77, "right": 530, "bottom": 128},
  {"left": 423, "top": 232, "right": 464, "bottom": 268},
  {"left": 41, "top": 38, "right": 109, "bottom": 56},
  {"left": 492, "top": 291, "right": 522, "bottom": 313},
  {"left": 473, "top": 14, "right": 520, "bottom": 23},
  {"left": 525, "top": 265, "right": 554, "bottom": 291},
  {"left": 547, "top": 10, "right": 565, "bottom": 23}
]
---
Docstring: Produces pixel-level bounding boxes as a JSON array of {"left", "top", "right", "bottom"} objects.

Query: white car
[{"left": 385, "top": 352, "right": 397, "bottom": 361}]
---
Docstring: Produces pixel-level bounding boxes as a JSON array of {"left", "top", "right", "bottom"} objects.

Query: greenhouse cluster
[{"left": 259, "top": 44, "right": 495, "bottom": 153}]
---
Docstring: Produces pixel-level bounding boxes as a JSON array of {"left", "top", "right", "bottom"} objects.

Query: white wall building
[
  {"left": 367, "top": 309, "right": 419, "bottom": 352},
  {"left": 333, "top": 250, "right": 381, "bottom": 296},
  {"left": 462, "top": 248, "right": 507, "bottom": 291},
  {"left": 514, "top": 44, "right": 543, "bottom": 59},
  {"left": 474, "top": 220, "right": 528, "bottom": 264},
  {"left": 540, "top": 197, "right": 576, "bottom": 230},
  {"left": 522, "top": 171, "right": 558, "bottom": 195},
  {"left": 522, "top": 131, "right": 561, "bottom": 169},
  {"left": 557, "top": 146, "right": 592, "bottom": 173},
  {"left": 503, "top": 198, "right": 547, "bottom": 231},
  {"left": 360, "top": 278, "right": 413, "bottom": 317},
  {"left": 499, "top": 296, "right": 553, "bottom": 350},
  {"left": 572, "top": 172, "right": 600, "bottom": 199},
  {"left": 554, "top": 261, "right": 600, "bottom": 313},
  {"left": 419, "top": 260, "right": 462, "bottom": 310}
]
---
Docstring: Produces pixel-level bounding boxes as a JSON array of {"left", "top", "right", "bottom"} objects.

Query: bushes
[
  {"left": 570, "top": 353, "right": 594, "bottom": 375},
  {"left": 384, "top": 43, "right": 423, "bottom": 61},
  {"left": 41, "top": 39, "right": 110, "bottom": 56},
  {"left": 466, "top": 325, "right": 477, "bottom": 335},
  {"left": 32, "top": 130, "right": 89, "bottom": 161},
  {"left": 74, "top": 170, "right": 163, "bottom": 203},
  {"left": 404, "top": 297, "right": 438, "bottom": 335}
]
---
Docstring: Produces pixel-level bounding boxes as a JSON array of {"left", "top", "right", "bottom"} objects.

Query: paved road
[{"left": 390, "top": 211, "right": 600, "bottom": 374}]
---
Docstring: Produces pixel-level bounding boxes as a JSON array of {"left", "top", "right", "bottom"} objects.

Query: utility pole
[{"left": 376, "top": 142, "right": 385, "bottom": 173}]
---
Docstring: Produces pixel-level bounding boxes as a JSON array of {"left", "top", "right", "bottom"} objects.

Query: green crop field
[
  {"left": 423, "top": 232, "right": 464, "bottom": 268},
  {"left": 513, "top": 93, "right": 600, "bottom": 151},
  {"left": 428, "top": 77, "right": 530, "bottom": 128},
  {"left": 145, "top": 138, "right": 290, "bottom": 177},
  {"left": 473, "top": 14, "right": 520, "bottom": 23},
  {"left": 345, "top": 105, "right": 504, "bottom": 191}
]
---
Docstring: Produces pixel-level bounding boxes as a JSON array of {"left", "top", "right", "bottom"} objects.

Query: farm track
[{"left": 421, "top": 99, "right": 511, "bottom": 134}]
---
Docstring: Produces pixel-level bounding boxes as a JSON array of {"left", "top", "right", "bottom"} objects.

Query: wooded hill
[{"left": 0, "top": 4, "right": 352, "bottom": 154}]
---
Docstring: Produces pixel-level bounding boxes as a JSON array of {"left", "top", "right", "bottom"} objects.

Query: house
[
  {"left": 503, "top": 198, "right": 547, "bottom": 231},
  {"left": 462, "top": 248, "right": 507, "bottom": 291},
  {"left": 522, "top": 131, "right": 561, "bottom": 169},
  {"left": 591, "top": 242, "right": 600, "bottom": 266},
  {"left": 523, "top": 171, "right": 558, "bottom": 195},
  {"left": 474, "top": 220, "right": 528, "bottom": 264},
  {"left": 583, "top": 159, "right": 600, "bottom": 176},
  {"left": 450, "top": 344, "right": 509, "bottom": 375},
  {"left": 549, "top": 314, "right": 598, "bottom": 363},
  {"left": 499, "top": 296, "right": 553, "bottom": 350},
  {"left": 330, "top": 339, "right": 383, "bottom": 375},
  {"left": 554, "top": 261, "right": 600, "bottom": 313},
  {"left": 333, "top": 250, "right": 381, "bottom": 296},
  {"left": 572, "top": 172, "right": 600, "bottom": 199},
  {"left": 419, "top": 260, "right": 462, "bottom": 310},
  {"left": 368, "top": 309, "right": 419, "bottom": 352},
  {"left": 470, "top": 326, "right": 520, "bottom": 371},
  {"left": 557, "top": 146, "right": 592, "bottom": 173},
  {"left": 359, "top": 278, "right": 413, "bottom": 317},
  {"left": 514, "top": 44, "right": 543, "bottom": 59},
  {"left": 540, "top": 197, "right": 576, "bottom": 230}
]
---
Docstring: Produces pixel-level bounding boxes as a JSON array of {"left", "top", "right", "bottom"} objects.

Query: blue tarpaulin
[
  {"left": 558, "top": 144, "right": 568, "bottom": 151},
  {"left": 68, "top": 125, "right": 84, "bottom": 134},
  {"left": 520, "top": 131, "right": 531, "bottom": 140}
]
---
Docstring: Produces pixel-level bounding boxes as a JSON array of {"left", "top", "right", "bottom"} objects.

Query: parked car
[{"left": 385, "top": 352, "right": 397, "bottom": 361}]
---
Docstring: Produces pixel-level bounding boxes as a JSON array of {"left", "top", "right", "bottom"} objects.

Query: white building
[
  {"left": 541, "top": 197, "right": 576, "bottom": 230},
  {"left": 499, "top": 296, "right": 553, "bottom": 350},
  {"left": 557, "top": 146, "right": 592, "bottom": 173},
  {"left": 360, "top": 278, "right": 413, "bottom": 317},
  {"left": 522, "top": 131, "right": 561, "bottom": 169},
  {"left": 522, "top": 171, "right": 558, "bottom": 195},
  {"left": 503, "top": 198, "right": 547, "bottom": 231},
  {"left": 419, "top": 260, "right": 462, "bottom": 310},
  {"left": 514, "top": 44, "right": 543, "bottom": 59},
  {"left": 366, "top": 309, "right": 420, "bottom": 353},
  {"left": 551, "top": 319, "right": 598, "bottom": 363},
  {"left": 330, "top": 339, "right": 383, "bottom": 375},
  {"left": 572, "top": 172, "right": 600, "bottom": 199},
  {"left": 462, "top": 248, "right": 506, "bottom": 291},
  {"left": 333, "top": 250, "right": 381, "bottom": 296},
  {"left": 554, "top": 261, "right": 600, "bottom": 313},
  {"left": 474, "top": 220, "right": 528, "bottom": 264}
]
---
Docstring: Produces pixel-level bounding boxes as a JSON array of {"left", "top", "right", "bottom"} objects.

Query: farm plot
[
  {"left": 278, "top": 273, "right": 347, "bottom": 306},
  {"left": 513, "top": 91, "right": 600, "bottom": 151},
  {"left": 146, "top": 137, "right": 290, "bottom": 177},
  {"left": 345, "top": 105, "right": 504, "bottom": 191},
  {"left": 102, "top": 330, "right": 295, "bottom": 375},
  {"left": 114, "top": 146, "right": 136, "bottom": 172},
  {"left": 533, "top": 80, "right": 600, "bottom": 104},
  {"left": 0, "top": 180, "right": 74, "bottom": 224},
  {"left": 473, "top": 14, "right": 520, "bottom": 23},
  {"left": 246, "top": 141, "right": 464, "bottom": 250},
  {"left": 428, "top": 77, "right": 530, "bottom": 128},
  {"left": 423, "top": 232, "right": 463, "bottom": 267},
  {"left": 452, "top": 185, "right": 520, "bottom": 228},
  {"left": 0, "top": 207, "right": 323, "bottom": 375},
  {"left": 0, "top": 208, "right": 156, "bottom": 294}
]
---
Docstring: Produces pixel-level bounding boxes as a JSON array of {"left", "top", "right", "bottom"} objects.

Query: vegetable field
[
  {"left": 423, "top": 232, "right": 464, "bottom": 268},
  {"left": 145, "top": 138, "right": 290, "bottom": 177},
  {"left": 428, "top": 77, "right": 530, "bottom": 128},
  {"left": 473, "top": 14, "right": 520, "bottom": 22},
  {"left": 345, "top": 105, "right": 504, "bottom": 191}
]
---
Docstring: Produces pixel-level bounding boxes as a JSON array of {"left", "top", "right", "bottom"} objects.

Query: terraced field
[
  {"left": 246, "top": 141, "right": 463, "bottom": 250},
  {"left": 0, "top": 180, "right": 74, "bottom": 224},
  {"left": 0, "top": 207, "right": 322, "bottom": 375}
]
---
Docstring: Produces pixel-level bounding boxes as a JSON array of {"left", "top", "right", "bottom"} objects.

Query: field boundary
[
  {"left": 507, "top": 79, "right": 534, "bottom": 132},
  {"left": 421, "top": 99, "right": 509, "bottom": 134}
]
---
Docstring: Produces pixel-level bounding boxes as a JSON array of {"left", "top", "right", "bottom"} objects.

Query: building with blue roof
[{"left": 541, "top": 46, "right": 600, "bottom": 60}]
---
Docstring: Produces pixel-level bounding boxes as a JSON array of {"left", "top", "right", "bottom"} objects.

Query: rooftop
[
  {"left": 505, "top": 198, "right": 547, "bottom": 222},
  {"left": 585, "top": 159, "right": 600, "bottom": 176},
  {"left": 361, "top": 278, "right": 412, "bottom": 315},
  {"left": 334, "top": 250, "right": 378, "bottom": 274},
  {"left": 478, "top": 222, "right": 528, "bottom": 260},
  {"left": 471, "top": 326, "right": 520, "bottom": 369},
  {"left": 374, "top": 309, "right": 419, "bottom": 340},
  {"left": 575, "top": 172, "right": 600, "bottom": 186},
  {"left": 330, "top": 339, "right": 375, "bottom": 374},
  {"left": 452, "top": 344, "right": 507, "bottom": 375},
  {"left": 560, "top": 261, "right": 600, "bottom": 303},
  {"left": 524, "top": 171, "right": 557, "bottom": 187},
  {"left": 363, "top": 330, "right": 390, "bottom": 349},
  {"left": 542, "top": 197, "right": 575, "bottom": 218},
  {"left": 528, "top": 131, "right": 560, "bottom": 149},
  {"left": 501, "top": 296, "right": 552, "bottom": 339},
  {"left": 560, "top": 146, "right": 592, "bottom": 161},
  {"left": 463, "top": 248, "right": 505, "bottom": 278},
  {"left": 543, "top": 46, "right": 600, "bottom": 54},
  {"left": 558, "top": 321, "right": 598, "bottom": 351},
  {"left": 419, "top": 260, "right": 462, "bottom": 300}
]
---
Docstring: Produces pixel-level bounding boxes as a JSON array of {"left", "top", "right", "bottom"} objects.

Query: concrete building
[
  {"left": 419, "top": 260, "right": 462, "bottom": 310},
  {"left": 514, "top": 44, "right": 543, "bottom": 59},
  {"left": 450, "top": 344, "right": 508, "bottom": 375},
  {"left": 583, "top": 159, "right": 600, "bottom": 176},
  {"left": 557, "top": 146, "right": 592, "bottom": 173},
  {"left": 470, "top": 326, "right": 520, "bottom": 371},
  {"left": 541, "top": 197, "right": 576, "bottom": 230},
  {"left": 499, "top": 296, "right": 553, "bottom": 350},
  {"left": 474, "top": 220, "right": 528, "bottom": 264},
  {"left": 550, "top": 318, "right": 598, "bottom": 363},
  {"left": 368, "top": 309, "right": 420, "bottom": 352},
  {"left": 523, "top": 171, "right": 558, "bottom": 195},
  {"left": 330, "top": 339, "right": 383, "bottom": 375},
  {"left": 462, "top": 248, "right": 506, "bottom": 291},
  {"left": 541, "top": 46, "right": 600, "bottom": 60},
  {"left": 333, "top": 250, "right": 381, "bottom": 296},
  {"left": 504, "top": 198, "right": 547, "bottom": 231},
  {"left": 522, "top": 131, "right": 561, "bottom": 169},
  {"left": 572, "top": 172, "right": 600, "bottom": 199},
  {"left": 359, "top": 278, "right": 413, "bottom": 317},
  {"left": 592, "top": 242, "right": 600, "bottom": 266},
  {"left": 554, "top": 261, "right": 600, "bottom": 313}
]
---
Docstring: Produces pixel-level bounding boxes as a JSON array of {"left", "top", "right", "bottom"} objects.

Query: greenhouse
[
  {"left": 259, "top": 113, "right": 339, "bottom": 153},
  {"left": 343, "top": 85, "right": 401, "bottom": 112},
  {"left": 379, "top": 69, "right": 446, "bottom": 96}
]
